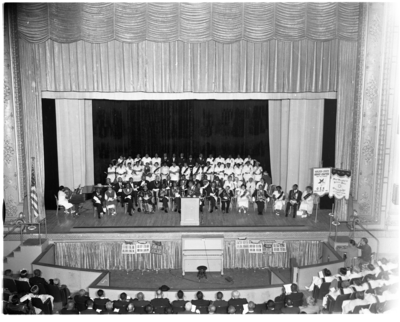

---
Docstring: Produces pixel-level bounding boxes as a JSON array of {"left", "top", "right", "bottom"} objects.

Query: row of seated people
[
  {"left": 3, "top": 269, "right": 71, "bottom": 314},
  {"left": 106, "top": 153, "right": 268, "bottom": 185},
  {"left": 305, "top": 257, "right": 398, "bottom": 314},
  {"left": 53, "top": 285, "right": 316, "bottom": 315}
]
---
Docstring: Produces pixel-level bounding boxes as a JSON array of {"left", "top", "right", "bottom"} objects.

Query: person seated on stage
[
  {"left": 152, "top": 153, "right": 161, "bottom": 168},
  {"left": 18, "top": 269, "right": 30, "bottom": 284},
  {"left": 122, "top": 183, "right": 134, "bottom": 216},
  {"left": 169, "top": 161, "right": 180, "bottom": 184},
  {"left": 299, "top": 186, "right": 314, "bottom": 217},
  {"left": 206, "top": 154, "right": 214, "bottom": 166},
  {"left": 178, "top": 153, "right": 186, "bottom": 168},
  {"left": 138, "top": 184, "right": 154, "bottom": 213},
  {"left": 299, "top": 296, "right": 320, "bottom": 314},
  {"left": 237, "top": 183, "right": 250, "bottom": 214},
  {"left": 20, "top": 285, "right": 54, "bottom": 314},
  {"left": 247, "top": 177, "right": 256, "bottom": 196},
  {"left": 228, "top": 290, "right": 247, "bottom": 314},
  {"left": 206, "top": 181, "right": 218, "bottom": 213},
  {"left": 212, "top": 291, "right": 228, "bottom": 314},
  {"left": 150, "top": 175, "right": 162, "bottom": 205},
  {"left": 162, "top": 174, "right": 173, "bottom": 189},
  {"left": 133, "top": 292, "right": 150, "bottom": 314},
  {"left": 197, "top": 153, "right": 206, "bottom": 167},
  {"left": 233, "top": 163, "right": 243, "bottom": 182},
  {"left": 57, "top": 186, "right": 76, "bottom": 215},
  {"left": 161, "top": 153, "right": 170, "bottom": 167},
  {"left": 59, "top": 300, "right": 79, "bottom": 315},
  {"left": 187, "top": 180, "right": 198, "bottom": 197},
  {"left": 219, "top": 185, "right": 234, "bottom": 213},
  {"left": 234, "top": 154, "right": 243, "bottom": 167},
  {"left": 280, "top": 298, "right": 300, "bottom": 314},
  {"left": 203, "top": 161, "right": 214, "bottom": 182},
  {"left": 170, "top": 181, "right": 181, "bottom": 213},
  {"left": 150, "top": 161, "right": 161, "bottom": 182},
  {"left": 115, "top": 162, "right": 127, "bottom": 182},
  {"left": 252, "top": 161, "right": 263, "bottom": 185},
  {"left": 285, "top": 283, "right": 304, "bottom": 306},
  {"left": 192, "top": 291, "right": 211, "bottom": 314},
  {"left": 143, "top": 164, "right": 152, "bottom": 182},
  {"left": 226, "top": 155, "right": 235, "bottom": 166},
  {"left": 181, "top": 161, "right": 191, "bottom": 181},
  {"left": 355, "top": 238, "right": 373, "bottom": 270},
  {"left": 160, "top": 162, "right": 170, "bottom": 182},
  {"left": 113, "top": 177, "right": 125, "bottom": 206},
  {"left": 199, "top": 182, "right": 208, "bottom": 214},
  {"left": 272, "top": 185, "right": 285, "bottom": 215},
  {"left": 124, "top": 162, "right": 134, "bottom": 182},
  {"left": 142, "top": 154, "right": 152, "bottom": 167},
  {"left": 192, "top": 162, "right": 203, "bottom": 183},
  {"left": 178, "top": 179, "right": 187, "bottom": 198},
  {"left": 125, "top": 155, "right": 134, "bottom": 166},
  {"left": 150, "top": 289, "right": 171, "bottom": 314},
  {"left": 132, "top": 154, "right": 141, "bottom": 165},
  {"left": 93, "top": 184, "right": 106, "bottom": 219},
  {"left": 213, "top": 162, "right": 225, "bottom": 183},
  {"left": 138, "top": 174, "right": 150, "bottom": 191},
  {"left": 305, "top": 268, "right": 334, "bottom": 291},
  {"left": 106, "top": 162, "right": 116, "bottom": 184},
  {"left": 117, "top": 155, "right": 125, "bottom": 165},
  {"left": 215, "top": 154, "right": 225, "bottom": 166},
  {"left": 252, "top": 183, "right": 270, "bottom": 215},
  {"left": 242, "top": 160, "right": 253, "bottom": 183},
  {"left": 224, "top": 162, "right": 234, "bottom": 182},
  {"left": 224, "top": 175, "right": 234, "bottom": 190},
  {"left": 285, "top": 184, "right": 302, "bottom": 218},
  {"left": 104, "top": 185, "right": 117, "bottom": 216},
  {"left": 158, "top": 184, "right": 170, "bottom": 213},
  {"left": 132, "top": 160, "right": 143, "bottom": 185}
]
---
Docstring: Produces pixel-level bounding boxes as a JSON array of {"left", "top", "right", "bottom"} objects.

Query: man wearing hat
[
  {"left": 150, "top": 289, "right": 171, "bottom": 314},
  {"left": 93, "top": 184, "right": 106, "bottom": 218}
]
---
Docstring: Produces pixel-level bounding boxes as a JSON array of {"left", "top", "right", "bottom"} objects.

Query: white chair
[{"left": 55, "top": 195, "right": 66, "bottom": 216}]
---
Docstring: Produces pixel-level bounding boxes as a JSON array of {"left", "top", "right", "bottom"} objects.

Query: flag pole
[{"left": 28, "top": 157, "right": 38, "bottom": 231}]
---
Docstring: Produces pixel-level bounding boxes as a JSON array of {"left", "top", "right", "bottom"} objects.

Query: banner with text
[
  {"left": 313, "top": 168, "right": 331, "bottom": 196},
  {"left": 329, "top": 169, "right": 351, "bottom": 200}
]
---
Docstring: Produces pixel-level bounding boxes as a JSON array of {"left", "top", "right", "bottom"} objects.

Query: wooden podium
[{"left": 180, "top": 197, "right": 199, "bottom": 226}]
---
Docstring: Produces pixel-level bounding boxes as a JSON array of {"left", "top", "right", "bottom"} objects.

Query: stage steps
[{"left": 3, "top": 239, "right": 48, "bottom": 273}]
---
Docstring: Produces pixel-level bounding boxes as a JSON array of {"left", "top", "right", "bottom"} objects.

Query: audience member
[
  {"left": 227, "top": 305, "right": 236, "bottom": 314},
  {"left": 74, "top": 289, "right": 90, "bottom": 313},
  {"left": 280, "top": 298, "right": 300, "bottom": 314},
  {"left": 171, "top": 290, "right": 187, "bottom": 313},
  {"left": 59, "top": 300, "right": 79, "bottom": 315},
  {"left": 4, "top": 269, "right": 14, "bottom": 280},
  {"left": 208, "top": 304, "right": 216, "bottom": 314},
  {"left": 246, "top": 301, "right": 256, "bottom": 314},
  {"left": 123, "top": 302, "right": 139, "bottom": 315},
  {"left": 20, "top": 285, "right": 54, "bottom": 314},
  {"left": 101, "top": 301, "right": 118, "bottom": 314},
  {"left": 133, "top": 292, "right": 150, "bottom": 314},
  {"left": 47, "top": 278, "right": 63, "bottom": 313},
  {"left": 228, "top": 290, "right": 248, "bottom": 314},
  {"left": 285, "top": 283, "right": 304, "bottom": 306},
  {"left": 299, "top": 296, "right": 320, "bottom": 314},
  {"left": 80, "top": 299, "right": 97, "bottom": 315},
  {"left": 213, "top": 291, "right": 228, "bottom": 314},
  {"left": 93, "top": 289, "right": 109, "bottom": 312},
  {"left": 264, "top": 300, "right": 279, "bottom": 314},
  {"left": 113, "top": 292, "right": 131, "bottom": 313},
  {"left": 150, "top": 289, "right": 171, "bottom": 314},
  {"left": 192, "top": 291, "right": 210, "bottom": 314},
  {"left": 19, "top": 269, "right": 30, "bottom": 284},
  {"left": 29, "top": 269, "right": 49, "bottom": 291},
  {"left": 5, "top": 295, "right": 30, "bottom": 314}
]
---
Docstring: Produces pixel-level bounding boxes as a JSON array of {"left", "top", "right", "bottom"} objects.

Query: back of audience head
[
  {"left": 349, "top": 239, "right": 356, "bottom": 246},
  {"left": 266, "top": 300, "right": 275, "bottom": 310},
  {"left": 33, "top": 269, "right": 41, "bottom": 277},
  {"left": 79, "top": 289, "right": 86, "bottom": 296},
  {"left": 306, "top": 296, "right": 316, "bottom": 307},
  {"left": 177, "top": 290, "right": 184, "bottom": 299},
  {"left": 291, "top": 283, "right": 298, "bottom": 293},
  {"left": 86, "top": 299, "right": 94, "bottom": 308},
  {"left": 339, "top": 267, "right": 348, "bottom": 276},
  {"left": 286, "top": 298, "right": 293, "bottom": 307},
  {"left": 105, "top": 301, "right": 113, "bottom": 311},
  {"left": 137, "top": 292, "right": 144, "bottom": 300},
  {"left": 53, "top": 278, "right": 60, "bottom": 285},
  {"left": 19, "top": 269, "right": 28, "bottom": 279},
  {"left": 353, "top": 278, "right": 363, "bottom": 286},
  {"left": 4, "top": 269, "right": 13, "bottom": 277},
  {"left": 228, "top": 305, "right": 236, "bottom": 314},
  {"left": 367, "top": 264, "right": 375, "bottom": 271},
  {"left": 67, "top": 300, "right": 75, "bottom": 310},
  {"left": 208, "top": 305, "right": 216, "bottom": 314},
  {"left": 97, "top": 289, "right": 104, "bottom": 297},
  {"left": 196, "top": 291, "right": 204, "bottom": 300},
  {"left": 232, "top": 290, "right": 240, "bottom": 298},
  {"left": 120, "top": 292, "right": 127, "bottom": 301},
  {"left": 248, "top": 301, "right": 255, "bottom": 311},
  {"left": 323, "top": 268, "right": 331, "bottom": 277},
  {"left": 216, "top": 291, "right": 223, "bottom": 300},
  {"left": 164, "top": 306, "right": 173, "bottom": 314}
]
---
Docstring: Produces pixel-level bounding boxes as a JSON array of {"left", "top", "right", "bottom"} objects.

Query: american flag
[{"left": 30, "top": 162, "right": 39, "bottom": 219}]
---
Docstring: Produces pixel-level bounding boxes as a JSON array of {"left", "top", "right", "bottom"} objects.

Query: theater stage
[{"left": 38, "top": 199, "right": 342, "bottom": 235}]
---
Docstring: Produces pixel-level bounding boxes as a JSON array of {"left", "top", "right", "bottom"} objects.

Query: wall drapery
[
  {"left": 54, "top": 240, "right": 321, "bottom": 270},
  {"left": 55, "top": 99, "right": 94, "bottom": 189},
  {"left": 269, "top": 100, "right": 324, "bottom": 193},
  {"left": 17, "top": 3, "right": 360, "bottom": 44}
]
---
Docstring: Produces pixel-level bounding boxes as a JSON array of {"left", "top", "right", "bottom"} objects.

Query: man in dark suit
[
  {"left": 263, "top": 300, "right": 281, "bottom": 314},
  {"left": 170, "top": 153, "right": 178, "bottom": 167},
  {"left": 285, "top": 184, "right": 302, "bottom": 218},
  {"left": 280, "top": 298, "right": 300, "bottom": 314},
  {"left": 178, "top": 153, "right": 186, "bottom": 168},
  {"left": 101, "top": 301, "right": 119, "bottom": 314},
  {"left": 197, "top": 153, "right": 206, "bottom": 167},
  {"left": 113, "top": 177, "right": 125, "bottom": 206},
  {"left": 187, "top": 155, "right": 195, "bottom": 172},
  {"left": 228, "top": 290, "right": 248, "bottom": 314},
  {"left": 150, "top": 289, "right": 171, "bottom": 314},
  {"left": 177, "top": 302, "right": 197, "bottom": 314},
  {"left": 162, "top": 153, "right": 170, "bottom": 167},
  {"left": 191, "top": 291, "right": 210, "bottom": 314},
  {"left": 123, "top": 302, "right": 140, "bottom": 314},
  {"left": 59, "top": 300, "right": 79, "bottom": 314},
  {"left": 29, "top": 269, "right": 48, "bottom": 292},
  {"left": 285, "top": 283, "right": 304, "bottom": 307},
  {"left": 73, "top": 289, "right": 90, "bottom": 313},
  {"left": 213, "top": 291, "right": 228, "bottom": 314},
  {"left": 93, "top": 289, "right": 110, "bottom": 312},
  {"left": 80, "top": 299, "right": 97, "bottom": 315},
  {"left": 133, "top": 292, "right": 150, "bottom": 314},
  {"left": 172, "top": 290, "right": 187, "bottom": 313}
]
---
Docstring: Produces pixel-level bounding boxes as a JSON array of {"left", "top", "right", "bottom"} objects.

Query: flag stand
[{"left": 28, "top": 157, "right": 38, "bottom": 231}]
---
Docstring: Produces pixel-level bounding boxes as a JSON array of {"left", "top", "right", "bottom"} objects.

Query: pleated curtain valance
[{"left": 17, "top": 2, "right": 360, "bottom": 44}]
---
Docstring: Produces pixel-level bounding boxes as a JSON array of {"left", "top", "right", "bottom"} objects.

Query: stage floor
[{"left": 35, "top": 199, "right": 345, "bottom": 234}]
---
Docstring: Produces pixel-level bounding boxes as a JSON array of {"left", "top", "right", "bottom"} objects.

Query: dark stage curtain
[{"left": 92, "top": 100, "right": 271, "bottom": 183}]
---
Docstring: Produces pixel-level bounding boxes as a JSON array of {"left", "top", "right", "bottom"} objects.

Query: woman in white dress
[
  {"left": 299, "top": 186, "right": 314, "bottom": 217},
  {"left": 124, "top": 162, "right": 134, "bottom": 182},
  {"left": 106, "top": 162, "right": 116, "bottom": 183},
  {"left": 236, "top": 184, "right": 250, "bottom": 213},
  {"left": 57, "top": 186, "right": 75, "bottom": 214},
  {"left": 115, "top": 162, "right": 127, "bottom": 181},
  {"left": 272, "top": 185, "right": 285, "bottom": 215}
]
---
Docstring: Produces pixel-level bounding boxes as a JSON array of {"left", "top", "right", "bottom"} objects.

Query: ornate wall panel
[
  {"left": 352, "top": 3, "right": 399, "bottom": 226},
  {"left": 3, "top": 6, "right": 26, "bottom": 221}
]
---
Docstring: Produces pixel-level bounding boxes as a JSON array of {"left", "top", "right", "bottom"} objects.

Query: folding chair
[{"left": 55, "top": 195, "right": 66, "bottom": 216}]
